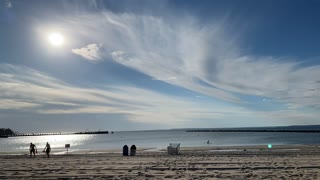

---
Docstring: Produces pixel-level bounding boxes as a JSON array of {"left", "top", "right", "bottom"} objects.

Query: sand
[{"left": 1, "top": 145, "right": 320, "bottom": 179}]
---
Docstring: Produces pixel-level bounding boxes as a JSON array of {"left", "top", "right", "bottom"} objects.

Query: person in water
[
  {"left": 29, "top": 143, "right": 37, "bottom": 158},
  {"left": 43, "top": 142, "right": 51, "bottom": 158}
]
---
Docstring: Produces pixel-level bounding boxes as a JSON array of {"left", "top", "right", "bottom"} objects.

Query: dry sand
[{"left": 1, "top": 145, "right": 320, "bottom": 179}]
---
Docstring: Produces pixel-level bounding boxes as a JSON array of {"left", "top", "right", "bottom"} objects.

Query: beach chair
[{"left": 167, "top": 143, "right": 180, "bottom": 155}]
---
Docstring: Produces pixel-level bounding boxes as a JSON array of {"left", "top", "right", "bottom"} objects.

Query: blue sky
[{"left": 1, "top": 0, "right": 320, "bottom": 132}]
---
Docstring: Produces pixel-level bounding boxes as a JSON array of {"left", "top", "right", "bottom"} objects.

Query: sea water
[{"left": 1, "top": 129, "right": 320, "bottom": 154}]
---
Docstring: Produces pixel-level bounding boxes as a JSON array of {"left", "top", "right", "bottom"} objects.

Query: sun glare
[{"left": 48, "top": 32, "right": 64, "bottom": 46}]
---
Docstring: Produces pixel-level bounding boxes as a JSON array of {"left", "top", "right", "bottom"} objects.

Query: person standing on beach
[
  {"left": 43, "top": 142, "right": 51, "bottom": 158},
  {"left": 29, "top": 143, "right": 37, "bottom": 158}
]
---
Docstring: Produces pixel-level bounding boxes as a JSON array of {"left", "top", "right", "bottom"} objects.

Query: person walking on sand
[
  {"left": 43, "top": 142, "right": 51, "bottom": 158},
  {"left": 29, "top": 143, "right": 37, "bottom": 158}
]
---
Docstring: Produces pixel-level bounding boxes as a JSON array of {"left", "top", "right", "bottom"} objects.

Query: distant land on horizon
[
  {"left": 182, "top": 125, "right": 320, "bottom": 130},
  {"left": 127, "top": 125, "right": 320, "bottom": 132},
  {"left": 184, "top": 125, "right": 320, "bottom": 133},
  {"left": 2, "top": 125, "right": 320, "bottom": 135}
]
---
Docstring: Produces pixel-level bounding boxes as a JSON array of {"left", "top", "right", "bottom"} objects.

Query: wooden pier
[{"left": 7, "top": 131, "right": 112, "bottom": 137}]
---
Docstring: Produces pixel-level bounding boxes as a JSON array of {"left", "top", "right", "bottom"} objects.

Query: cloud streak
[
  {"left": 0, "top": 64, "right": 240, "bottom": 126},
  {"left": 0, "top": 64, "right": 318, "bottom": 127},
  {"left": 63, "top": 11, "right": 320, "bottom": 109},
  {"left": 64, "top": 12, "right": 240, "bottom": 102}
]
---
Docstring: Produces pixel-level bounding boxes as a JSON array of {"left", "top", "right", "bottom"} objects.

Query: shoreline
[{"left": 1, "top": 144, "right": 320, "bottom": 155}]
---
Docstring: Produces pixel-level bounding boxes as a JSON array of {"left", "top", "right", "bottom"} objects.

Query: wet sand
[{"left": 1, "top": 145, "right": 320, "bottom": 179}]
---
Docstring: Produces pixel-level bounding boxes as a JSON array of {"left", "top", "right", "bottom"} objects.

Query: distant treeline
[{"left": 0, "top": 128, "right": 15, "bottom": 136}]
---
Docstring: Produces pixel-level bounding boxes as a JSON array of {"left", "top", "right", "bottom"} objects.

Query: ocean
[{"left": 1, "top": 129, "right": 320, "bottom": 154}]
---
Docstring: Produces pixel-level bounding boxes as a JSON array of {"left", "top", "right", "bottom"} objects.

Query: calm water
[{"left": 1, "top": 130, "right": 320, "bottom": 154}]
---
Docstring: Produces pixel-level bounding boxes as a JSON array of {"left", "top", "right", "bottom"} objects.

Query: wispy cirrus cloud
[
  {"left": 1, "top": 64, "right": 319, "bottom": 127},
  {"left": 63, "top": 11, "right": 320, "bottom": 109},
  {"left": 0, "top": 99, "right": 39, "bottom": 109},
  {"left": 0, "top": 64, "right": 238, "bottom": 125},
  {"left": 65, "top": 12, "right": 240, "bottom": 102}
]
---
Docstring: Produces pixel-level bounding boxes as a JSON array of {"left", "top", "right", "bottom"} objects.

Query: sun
[{"left": 48, "top": 32, "right": 64, "bottom": 46}]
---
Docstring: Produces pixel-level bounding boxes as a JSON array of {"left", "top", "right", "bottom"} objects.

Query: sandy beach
[{"left": 1, "top": 145, "right": 320, "bottom": 179}]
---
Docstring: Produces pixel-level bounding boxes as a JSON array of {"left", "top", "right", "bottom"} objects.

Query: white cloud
[
  {"left": 1, "top": 64, "right": 318, "bottom": 127},
  {"left": 0, "top": 99, "right": 39, "bottom": 109},
  {"left": 152, "top": 76, "right": 177, "bottom": 81},
  {"left": 64, "top": 11, "right": 320, "bottom": 109},
  {"left": 0, "top": 64, "right": 244, "bottom": 126},
  {"left": 72, "top": 43, "right": 102, "bottom": 62},
  {"left": 110, "top": 51, "right": 128, "bottom": 62}
]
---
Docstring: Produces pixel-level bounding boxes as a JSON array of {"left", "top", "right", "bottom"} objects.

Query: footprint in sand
[
  {"left": 246, "top": 173, "right": 254, "bottom": 178},
  {"left": 215, "top": 172, "right": 222, "bottom": 178}
]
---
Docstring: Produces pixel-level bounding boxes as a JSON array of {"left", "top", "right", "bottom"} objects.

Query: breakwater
[{"left": 186, "top": 129, "right": 320, "bottom": 133}]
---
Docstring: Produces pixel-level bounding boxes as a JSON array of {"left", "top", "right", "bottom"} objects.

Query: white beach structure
[{"left": 167, "top": 143, "right": 180, "bottom": 155}]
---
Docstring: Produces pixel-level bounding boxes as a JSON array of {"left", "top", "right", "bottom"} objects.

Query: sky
[{"left": 0, "top": 0, "right": 320, "bottom": 132}]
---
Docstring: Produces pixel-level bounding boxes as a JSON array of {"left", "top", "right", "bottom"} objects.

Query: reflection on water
[{"left": 0, "top": 135, "right": 94, "bottom": 153}]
